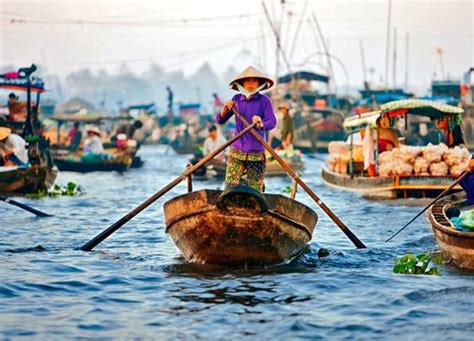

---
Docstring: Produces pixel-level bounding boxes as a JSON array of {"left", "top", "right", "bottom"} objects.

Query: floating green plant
[
  {"left": 393, "top": 252, "right": 443, "bottom": 276},
  {"left": 26, "top": 182, "right": 85, "bottom": 198}
]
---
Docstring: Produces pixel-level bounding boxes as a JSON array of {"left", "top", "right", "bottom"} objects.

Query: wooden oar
[
  {"left": 0, "top": 195, "right": 52, "bottom": 217},
  {"left": 80, "top": 122, "right": 257, "bottom": 251},
  {"left": 232, "top": 108, "right": 366, "bottom": 249},
  {"left": 385, "top": 171, "right": 469, "bottom": 242}
]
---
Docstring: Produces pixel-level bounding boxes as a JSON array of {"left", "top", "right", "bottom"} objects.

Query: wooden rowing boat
[
  {"left": 0, "top": 165, "right": 57, "bottom": 195},
  {"left": 321, "top": 165, "right": 462, "bottom": 199},
  {"left": 428, "top": 193, "right": 474, "bottom": 269},
  {"left": 52, "top": 152, "right": 132, "bottom": 173},
  {"left": 163, "top": 185, "right": 318, "bottom": 266}
]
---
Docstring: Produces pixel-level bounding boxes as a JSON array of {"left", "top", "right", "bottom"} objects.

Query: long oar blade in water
[
  {"left": 232, "top": 108, "right": 366, "bottom": 249},
  {"left": 385, "top": 171, "right": 469, "bottom": 243},
  {"left": 0, "top": 196, "right": 52, "bottom": 217},
  {"left": 80, "top": 123, "right": 257, "bottom": 252}
]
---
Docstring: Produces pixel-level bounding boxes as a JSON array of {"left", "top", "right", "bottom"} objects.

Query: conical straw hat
[
  {"left": 0, "top": 127, "right": 12, "bottom": 140},
  {"left": 86, "top": 126, "right": 101, "bottom": 136},
  {"left": 229, "top": 66, "right": 274, "bottom": 91}
]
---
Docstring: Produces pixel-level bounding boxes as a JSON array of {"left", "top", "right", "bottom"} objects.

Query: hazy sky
[{"left": 1, "top": 0, "right": 473, "bottom": 93}]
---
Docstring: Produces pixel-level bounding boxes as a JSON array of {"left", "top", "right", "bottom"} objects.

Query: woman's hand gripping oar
[
  {"left": 385, "top": 170, "right": 470, "bottom": 243},
  {"left": 232, "top": 108, "right": 366, "bottom": 249},
  {"left": 0, "top": 195, "right": 52, "bottom": 217},
  {"left": 80, "top": 122, "right": 257, "bottom": 252}
]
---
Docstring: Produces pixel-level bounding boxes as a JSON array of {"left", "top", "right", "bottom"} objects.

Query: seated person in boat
[
  {"left": 83, "top": 127, "right": 104, "bottom": 155},
  {"left": 68, "top": 122, "right": 82, "bottom": 151},
  {"left": 203, "top": 125, "right": 227, "bottom": 162},
  {"left": 7, "top": 93, "right": 27, "bottom": 122},
  {"left": 216, "top": 66, "right": 276, "bottom": 191},
  {"left": 0, "top": 127, "right": 29, "bottom": 167},
  {"left": 377, "top": 116, "right": 399, "bottom": 153}
]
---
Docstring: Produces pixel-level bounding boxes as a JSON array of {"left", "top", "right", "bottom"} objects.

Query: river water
[{"left": 1, "top": 145, "right": 473, "bottom": 340}]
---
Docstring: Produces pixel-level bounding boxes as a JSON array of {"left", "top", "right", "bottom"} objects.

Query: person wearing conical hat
[
  {"left": 83, "top": 126, "right": 104, "bottom": 155},
  {"left": 215, "top": 66, "right": 276, "bottom": 191},
  {"left": 0, "top": 126, "right": 29, "bottom": 167}
]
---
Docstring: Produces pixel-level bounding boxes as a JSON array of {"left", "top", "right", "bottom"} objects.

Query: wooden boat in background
[
  {"left": 192, "top": 153, "right": 304, "bottom": 179},
  {"left": 321, "top": 165, "right": 462, "bottom": 199},
  {"left": 164, "top": 185, "right": 318, "bottom": 266},
  {"left": 0, "top": 165, "right": 57, "bottom": 195},
  {"left": 322, "top": 100, "right": 467, "bottom": 199},
  {"left": 428, "top": 193, "right": 474, "bottom": 269},
  {"left": 52, "top": 151, "right": 132, "bottom": 173},
  {"left": 0, "top": 65, "right": 58, "bottom": 195}
]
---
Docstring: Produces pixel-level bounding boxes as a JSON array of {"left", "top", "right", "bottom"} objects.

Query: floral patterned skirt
[{"left": 225, "top": 148, "right": 266, "bottom": 191}]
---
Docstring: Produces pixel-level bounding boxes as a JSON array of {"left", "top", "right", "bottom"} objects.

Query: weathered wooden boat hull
[
  {"left": 429, "top": 193, "right": 474, "bottom": 269},
  {"left": 164, "top": 189, "right": 317, "bottom": 266},
  {"left": 0, "top": 166, "right": 58, "bottom": 195},
  {"left": 321, "top": 165, "right": 462, "bottom": 199}
]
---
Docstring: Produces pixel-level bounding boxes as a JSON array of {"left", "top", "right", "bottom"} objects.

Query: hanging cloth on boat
[
  {"left": 362, "top": 125, "right": 375, "bottom": 170},
  {"left": 451, "top": 210, "right": 474, "bottom": 231}
]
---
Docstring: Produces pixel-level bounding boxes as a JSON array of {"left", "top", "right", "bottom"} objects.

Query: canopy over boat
[
  {"left": 0, "top": 70, "right": 45, "bottom": 93},
  {"left": 343, "top": 99, "right": 463, "bottom": 130},
  {"left": 380, "top": 99, "right": 464, "bottom": 119},
  {"left": 278, "top": 71, "right": 329, "bottom": 84}
]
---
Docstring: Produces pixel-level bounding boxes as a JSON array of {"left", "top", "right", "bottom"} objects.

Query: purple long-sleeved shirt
[
  {"left": 215, "top": 93, "right": 276, "bottom": 153},
  {"left": 460, "top": 172, "right": 474, "bottom": 205}
]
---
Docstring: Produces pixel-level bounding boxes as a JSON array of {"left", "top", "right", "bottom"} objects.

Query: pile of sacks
[
  {"left": 327, "top": 141, "right": 364, "bottom": 174},
  {"left": 378, "top": 143, "right": 471, "bottom": 177}
]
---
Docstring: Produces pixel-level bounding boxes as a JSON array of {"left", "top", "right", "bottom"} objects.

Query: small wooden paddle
[
  {"left": 385, "top": 171, "right": 469, "bottom": 242},
  {"left": 232, "top": 108, "right": 367, "bottom": 249},
  {"left": 0, "top": 195, "right": 52, "bottom": 217},
  {"left": 80, "top": 122, "right": 257, "bottom": 251}
]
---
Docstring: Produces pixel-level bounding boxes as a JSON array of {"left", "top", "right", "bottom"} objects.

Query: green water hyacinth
[
  {"left": 393, "top": 253, "right": 442, "bottom": 276},
  {"left": 26, "top": 182, "right": 85, "bottom": 198}
]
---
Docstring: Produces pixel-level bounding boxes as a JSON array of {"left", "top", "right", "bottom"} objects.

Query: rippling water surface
[{"left": 1, "top": 145, "right": 473, "bottom": 339}]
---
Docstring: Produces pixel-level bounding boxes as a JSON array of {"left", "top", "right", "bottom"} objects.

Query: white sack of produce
[
  {"left": 328, "top": 141, "right": 349, "bottom": 155},
  {"left": 443, "top": 146, "right": 471, "bottom": 166},
  {"left": 392, "top": 160, "right": 413, "bottom": 176},
  {"left": 327, "top": 154, "right": 339, "bottom": 171},
  {"left": 450, "top": 160, "right": 470, "bottom": 176},
  {"left": 413, "top": 157, "right": 430, "bottom": 175},
  {"left": 379, "top": 162, "right": 393, "bottom": 177},
  {"left": 399, "top": 145, "right": 421, "bottom": 164},
  {"left": 429, "top": 161, "right": 449, "bottom": 176},
  {"left": 422, "top": 143, "right": 447, "bottom": 163},
  {"left": 379, "top": 151, "right": 392, "bottom": 164}
]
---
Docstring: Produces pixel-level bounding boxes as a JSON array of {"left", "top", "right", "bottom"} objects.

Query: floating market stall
[
  {"left": 0, "top": 65, "right": 58, "bottom": 195},
  {"left": 321, "top": 99, "right": 470, "bottom": 198}
]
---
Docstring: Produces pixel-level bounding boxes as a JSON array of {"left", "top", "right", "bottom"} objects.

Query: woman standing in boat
[{"left": 216, "top": 66, "right": 276, "bottom": 191}]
